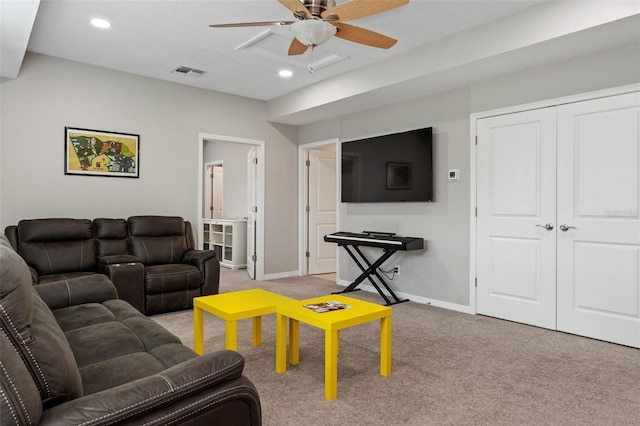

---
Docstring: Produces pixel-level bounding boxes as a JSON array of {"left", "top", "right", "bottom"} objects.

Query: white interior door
[
  {"left": 212, "top": 165, "right": 224, "bottom": 219},
  {"left": 557, "top": 92, "right": 640, "bottom": 348},
  {"left": 204, "top": 164, "right": 213, "bottom": 219},
  {"left": 246, "top": 147, "right": 257, "bottom": 279},
  {"left": 307, "top": 149, "right": 337, "bottom": 275},
  {"left": 204, "top": 163, "right": 223, "bottom": 219},
  {"left": 476, "top": 108, "right": 558, "bottom": 329}
]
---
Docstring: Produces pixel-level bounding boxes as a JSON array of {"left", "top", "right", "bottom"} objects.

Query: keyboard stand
[{"left": 333, "top": 244, "right": 409, "bottom": 306}]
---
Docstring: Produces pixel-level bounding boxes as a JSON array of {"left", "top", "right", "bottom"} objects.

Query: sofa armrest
[
  {"left": 99, "top": 254, "right": 140, "bottom": 264},
  {"left": 34, "top": 275, "right": 118, "bottom": 310},
  {"left": 183, "top": 249, "right": 220, "bottom": 295},
  {"left": 98, "top": 255, "right": 146, "bottom": 313},
  {"left": 39, "top": 350, "right": 261, "bottom": 426},
  {"left": 183, "top": 249, "right": 216, "bottom": 266}
]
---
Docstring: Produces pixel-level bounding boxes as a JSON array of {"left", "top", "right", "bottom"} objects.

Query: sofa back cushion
[
  {"left": 17, "top": 219, "right": 96, "bottom": 277},
  {"left": 0, "top": 236, "right": 84, "bottom": 409},
  {"left": 95, "top": 218, "right": 130, "bottom": 256},
  {"left": 128, "top": 216, "right": 188, "bottom": 266}
]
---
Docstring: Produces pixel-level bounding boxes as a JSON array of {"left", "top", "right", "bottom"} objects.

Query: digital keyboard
[{"left": 324, "top": 232, "right": 424, "bottom": 251}]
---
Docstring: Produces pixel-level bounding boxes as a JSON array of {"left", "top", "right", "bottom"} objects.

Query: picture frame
[
  {"left": 386, "top": 162, "right": 412, "bottom": 189},
  {"left": 65, "top": 127, "right": 139, "bottom": 178}
]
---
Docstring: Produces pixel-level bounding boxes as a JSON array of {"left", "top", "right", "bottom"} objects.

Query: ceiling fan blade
[
  {"left": 278, "top": 0, "right": 312, "bottom": 19},
  {"left": 335, "top": 23, "right": 397, "bottom": 49},
  {"left": 288, "top": 38, "right": 309, "bottom": 55},
  {"left": 210, "top": 21, "right": 294, "bottom": 28},
  {"left": 322, "top": 0, "right": 408, "bottom": 23}
]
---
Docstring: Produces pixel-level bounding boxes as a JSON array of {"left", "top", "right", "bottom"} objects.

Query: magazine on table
[{"left": 303, "top": 301, "right": 352, "bottom": 313}]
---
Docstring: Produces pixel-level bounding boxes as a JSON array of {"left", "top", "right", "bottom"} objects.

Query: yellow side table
[
  {"left": 193, "top": 289, "right": 294, "bottom": 354},
  {"left": 275, "top": 295, "right": 392, "bottom": 400}
]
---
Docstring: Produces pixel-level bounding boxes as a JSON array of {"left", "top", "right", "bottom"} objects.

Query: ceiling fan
[{"left": 210, "top": 0, "right": 409, "bottom": 56}]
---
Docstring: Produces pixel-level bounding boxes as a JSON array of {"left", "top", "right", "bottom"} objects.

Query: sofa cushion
[
  {"left": 95, "top": 218, "right": 130, "bottom": 256},
  {"left": 17, "top": 218, "right": 96, "bottom": 277},
  {"left": 37, "top": 271, "right": 100, "bottom": 284},
  {"left": 145, "top": 264, "right": 201, "bottom": 293},
  {"left": 52, "top": 297, "right": 198, "bottom": 395},
  {"left": 128, "top": 216, "right": 188, "bottom": 265},
  {"left": 0, "top": 242, "right": 83, "bottom": 409}
]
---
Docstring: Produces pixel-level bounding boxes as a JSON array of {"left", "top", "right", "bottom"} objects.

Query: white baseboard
[
  {"left": 263, "top": 270, "right": 300, "bottom": 280},
  {"left": 336, "top": 279, "right": 473, "bottom": 314},
  {"left": 258, "top": 273, "right": 473, "bottom": 314}
]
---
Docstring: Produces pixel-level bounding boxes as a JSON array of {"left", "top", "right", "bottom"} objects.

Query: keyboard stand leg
[{"left": 333, "top": 245, "right": 409, "bottom": 306}]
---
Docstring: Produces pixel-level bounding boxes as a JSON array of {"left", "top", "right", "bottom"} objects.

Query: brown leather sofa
[
  {"left": 0, "top": 234, "right": 261, "bottom": 425},
  {"left": 4, "top": 216, "right": 220, "bottom": 315}
]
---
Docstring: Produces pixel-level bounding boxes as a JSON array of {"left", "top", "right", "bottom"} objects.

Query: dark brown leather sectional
[
  {"left": 0, "top": 233, "right": 261, "bottom": 425},
  {"left": 4, "top": 215, "right": 220, "bottom": 315}
]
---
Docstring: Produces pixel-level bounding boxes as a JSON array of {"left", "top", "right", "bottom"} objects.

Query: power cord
[{"left": 378, "top": 266, "right": 398, "bottom": 280}]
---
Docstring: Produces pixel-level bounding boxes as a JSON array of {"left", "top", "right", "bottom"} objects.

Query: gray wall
[
  {"left": 0, "top": 52, "right": 299, "bottom": 275},
  {"left": 299, "top": 44, "right": 640, "bottom": 308},
  {"left": 1, "top": 44, "right": 637, "bottom": 294}
]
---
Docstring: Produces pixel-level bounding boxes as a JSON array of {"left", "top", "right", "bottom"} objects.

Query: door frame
[
  {"left": 198, "top": 133, "right": 266, "bottom": 281},
  {"left": 469, "top": 83, "right": 640, "bottom": 315},
  {"left": 298, "top": 138, "right": 339, "bottom": 276}
]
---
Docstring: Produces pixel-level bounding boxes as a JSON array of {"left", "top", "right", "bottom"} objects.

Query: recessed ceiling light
[
  {"left": 279, "top": 69, "right": 293, "bottom": 78},
  {"left": 90, "top": 18, "right": 111, "bottom": 29}
]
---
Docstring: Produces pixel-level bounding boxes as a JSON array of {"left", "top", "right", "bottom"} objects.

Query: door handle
[
  {"left": 559, "top": 224, "right": 577, "bottom": 232},
  {"left": 535, "top": 223, "right": 554, "bottom": 231}
]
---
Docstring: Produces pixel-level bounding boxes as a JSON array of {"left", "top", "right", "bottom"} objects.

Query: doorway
[
  {"left": 198, "top": 133, "right": 265, "bottom": 281},
  {"left": 299, "top": 139, "right": 339, "bottom": 276}
]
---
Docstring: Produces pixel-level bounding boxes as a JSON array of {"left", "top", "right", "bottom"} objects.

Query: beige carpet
[{"left": 153, "top": 268, "right": 640, "bottom": 426}]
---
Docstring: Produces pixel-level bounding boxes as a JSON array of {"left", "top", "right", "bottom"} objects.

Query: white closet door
[
  {"left": 476, "top": 108, "right": 558, "bottom": 329},
  {"left": 557, "top": 92, "right": 640, "bottom": 348}
]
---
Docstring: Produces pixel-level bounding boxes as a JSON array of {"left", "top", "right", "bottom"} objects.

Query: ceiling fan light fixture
[{"left": 290, "top": 19, "right": 336, "bottom": 48}]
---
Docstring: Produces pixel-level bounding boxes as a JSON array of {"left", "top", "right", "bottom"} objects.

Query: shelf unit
[{"left": 202, "top": 218, "right": 247, "bottom": 270}]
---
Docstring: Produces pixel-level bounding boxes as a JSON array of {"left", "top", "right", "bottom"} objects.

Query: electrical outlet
[{"left": 394, "top": 265, "right": 400, "bottom": 275}]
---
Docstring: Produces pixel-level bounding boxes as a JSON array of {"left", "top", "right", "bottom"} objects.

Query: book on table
[{"left": 303, "top": 301, "right": 352, "bottom": 313}]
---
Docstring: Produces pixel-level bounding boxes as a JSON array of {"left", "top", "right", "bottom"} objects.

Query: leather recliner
[{"left": 127, "top": 215, "right": 219, "bottom": 315}]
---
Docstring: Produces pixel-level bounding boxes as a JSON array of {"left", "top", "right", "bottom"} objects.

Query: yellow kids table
[
  {"left": 275, "top": 294, "right": 392, "bottom": 400},
  {"left": 193, "top": 289, "right": 294, "bottom": 354}
]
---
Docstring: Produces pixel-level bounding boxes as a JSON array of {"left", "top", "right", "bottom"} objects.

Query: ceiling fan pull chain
[{"left": 308, "top": 46, "right": 315, "bottom": 74}]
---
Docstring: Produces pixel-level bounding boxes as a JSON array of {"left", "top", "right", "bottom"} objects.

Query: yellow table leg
[
  {"left": 252, "top": 316, "right": 262, "bottom": 346},
  {"left": 289, "top": 319, "right": 299, "bottom": 365},
  {"left": 325, "top": 330, "right": 339, "bottom": 400},
  {"left": 225, "top": 320, "right": 238, "bottom": 351},
  {"left": 380, "top": 315, "right": 392, "bottom": 377},
  {"left": 194, "top": 306, "right": 204, "bottom": 355},
  {"left": 276, "top": 313, "right": 287, "bottom": 373}
]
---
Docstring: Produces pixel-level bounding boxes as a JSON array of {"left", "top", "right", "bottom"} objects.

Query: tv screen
[{"left": 341, "top": 127, "right": 433, "bottom": 203}]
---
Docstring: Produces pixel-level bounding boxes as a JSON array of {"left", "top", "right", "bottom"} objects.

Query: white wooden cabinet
[{"left": 202, "top": 218, "right": 247, "bottom": 269}]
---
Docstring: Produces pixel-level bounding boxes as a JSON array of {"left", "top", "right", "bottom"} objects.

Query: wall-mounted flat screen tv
[{"left": 341, "top": 127, "right": 433, "bottom": 203}]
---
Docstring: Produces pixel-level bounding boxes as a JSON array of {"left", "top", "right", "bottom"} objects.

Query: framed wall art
[{"left": 65, "top": 127, "right": 139, "bottom": 178}]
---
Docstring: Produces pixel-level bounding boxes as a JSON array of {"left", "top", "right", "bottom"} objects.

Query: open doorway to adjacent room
[
  {"left": 299, "top": 139, "right": 339, "bottom": 276},
  {"left": 198, "top": 134, "right": 265, "bottom": 281}
]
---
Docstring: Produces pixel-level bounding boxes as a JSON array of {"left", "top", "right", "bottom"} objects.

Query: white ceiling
[{"left": 2, "top": 1, "right": 640, "bottom": 125}]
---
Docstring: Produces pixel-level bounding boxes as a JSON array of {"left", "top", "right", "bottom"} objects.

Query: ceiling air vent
[{"left": 172, "top": 66, "right": 205, "bottom": 78}]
